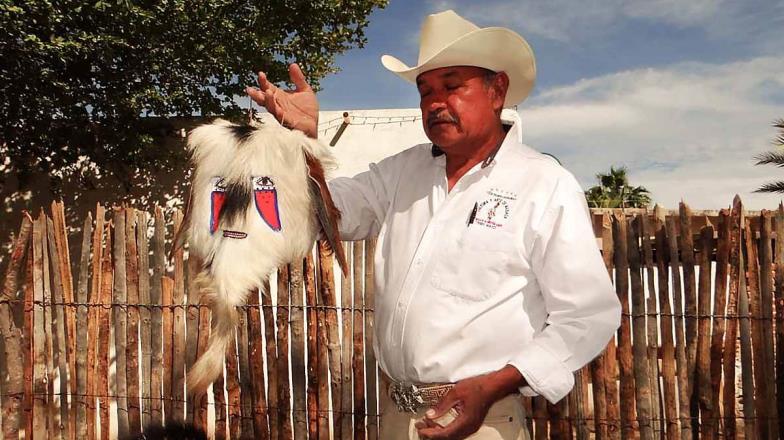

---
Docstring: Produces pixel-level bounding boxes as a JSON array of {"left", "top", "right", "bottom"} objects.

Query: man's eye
[{"left": 419, "top": 89, "right": 431, "bottom": 97}]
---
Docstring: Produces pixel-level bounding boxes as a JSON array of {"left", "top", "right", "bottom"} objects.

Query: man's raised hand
[{"left": 246, "top": 63, "right": 319, "bottom": 138}]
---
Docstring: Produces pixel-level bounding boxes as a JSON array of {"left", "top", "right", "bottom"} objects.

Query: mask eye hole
[
  {"left": 210, "top": 177, "right": 226, "bottom": 234},
  {"left": 253, "top": 176, "right": 282, "bottom": 231}
]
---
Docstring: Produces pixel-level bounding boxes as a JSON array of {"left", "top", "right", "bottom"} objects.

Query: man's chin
[{"left": 426, "top": 127, "right": 462, "bottom": 148}]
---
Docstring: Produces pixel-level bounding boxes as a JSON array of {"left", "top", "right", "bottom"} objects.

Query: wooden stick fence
[{"left": 1, "top": 198, "right": 784, "bottom": 438}]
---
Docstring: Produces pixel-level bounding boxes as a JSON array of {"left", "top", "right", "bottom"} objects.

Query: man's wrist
[{"left": 483, "top": 364, "right": 527, "bottom": 402}]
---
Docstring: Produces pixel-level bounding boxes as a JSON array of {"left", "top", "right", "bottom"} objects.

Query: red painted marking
[
  {"left": 255, "top": 189, "right": 281, "bottom": 231},
  {"left": 211, "top": 191, "right": 226, "bottom": 233}
]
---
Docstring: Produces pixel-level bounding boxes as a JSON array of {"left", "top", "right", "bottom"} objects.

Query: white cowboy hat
[{"left": 381, "top": 10, "right": 536, "bottom": 107}]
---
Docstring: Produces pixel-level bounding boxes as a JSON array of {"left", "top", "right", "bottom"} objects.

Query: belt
[{"left": 387, "top": 380, "right": 455, "bottom": 413}]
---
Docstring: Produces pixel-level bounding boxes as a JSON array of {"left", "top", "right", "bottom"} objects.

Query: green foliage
[
  {"left": 0, "top": 0, "right": 387, "bottom": 215},
  {"left": 585, "top": 166, "right": 652, "bottom": 208},
  {"left": 754, "top": 119, "right": 784, "bottom": 193}
]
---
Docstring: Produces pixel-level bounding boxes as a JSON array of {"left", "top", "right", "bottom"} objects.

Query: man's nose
[{"left": 423, "top": 94, "right": 447, "bottom": 113}]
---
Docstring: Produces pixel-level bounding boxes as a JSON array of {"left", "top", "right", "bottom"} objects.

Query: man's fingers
[
  {"left": 416, "top": 419, "right": 463, "bottom": 440},
  {"left": 246, "top": 87, "right": 266, "bottom": 106},
  {"left": 426, "top": 392, "right": 459, "bottom": 421},
  {"left": 289, "top": 63, "right": 312, "bottom": 92},
  {"left": 257, "top": 71, "right": 275, "bottom": 92}
]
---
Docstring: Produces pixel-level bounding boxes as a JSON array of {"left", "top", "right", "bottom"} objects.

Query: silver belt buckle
[{"left": 389, "top": 382, "right": 425, "bottom": 413}]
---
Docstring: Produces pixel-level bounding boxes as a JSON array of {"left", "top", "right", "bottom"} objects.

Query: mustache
[{"left": 426, "top": 111, "right": 459, "bottom": 128}]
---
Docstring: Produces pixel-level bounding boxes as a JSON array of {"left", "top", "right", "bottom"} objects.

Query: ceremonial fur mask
[{"left": 174, "top": 116, "right": 348, "bottom": 393}]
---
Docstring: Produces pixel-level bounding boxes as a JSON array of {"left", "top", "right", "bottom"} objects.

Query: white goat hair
[{"left": 178, "top": 116, "right": 346, "bottom": 393}]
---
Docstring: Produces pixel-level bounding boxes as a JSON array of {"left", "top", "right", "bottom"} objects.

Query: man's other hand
[
  {"left": 414, "top": 365, "right": 525, "bottom": 440},
  {"left": 246, "top": 63, "right": 319, "bottom": 139}
]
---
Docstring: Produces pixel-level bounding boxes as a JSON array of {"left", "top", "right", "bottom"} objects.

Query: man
[{"left": 248, "top": 10, "right": 620, "bottom": 440}]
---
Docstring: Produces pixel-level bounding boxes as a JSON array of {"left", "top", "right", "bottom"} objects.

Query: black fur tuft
[
  {"left": 219, "top": 179, "right": 252, "bottom": 228},
  {"left": 228, "top": 124, "right": 257, "bottom": 143}
]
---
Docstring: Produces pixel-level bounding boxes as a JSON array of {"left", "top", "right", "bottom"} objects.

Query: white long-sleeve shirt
[{"left": 327, "top": 122, "right": 621, "bottom": 403}]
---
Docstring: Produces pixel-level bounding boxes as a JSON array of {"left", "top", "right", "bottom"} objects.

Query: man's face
[{"left": 416, "top": 66, "right": 506, "bottom": 151}]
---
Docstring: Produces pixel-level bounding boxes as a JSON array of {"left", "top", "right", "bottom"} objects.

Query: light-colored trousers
[{"left": 379, "top": 391, "right": 531, "bottom": 439}]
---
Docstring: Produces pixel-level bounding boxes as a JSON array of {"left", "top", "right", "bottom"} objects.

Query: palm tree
[
  {"left": 754, "top": 119, "right": 784, "bottom": 193},
  {"left": 585, "top": 166, "right": 652, "bottom": 208}
]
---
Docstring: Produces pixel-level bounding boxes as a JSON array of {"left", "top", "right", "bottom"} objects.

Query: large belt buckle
[{"left": 389, "top": 382, "right": 425, "bottom": 413}]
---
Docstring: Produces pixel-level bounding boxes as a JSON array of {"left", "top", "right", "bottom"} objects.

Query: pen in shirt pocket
[{"left": 467, "top": 202, "right": 478, "bottom": 227}]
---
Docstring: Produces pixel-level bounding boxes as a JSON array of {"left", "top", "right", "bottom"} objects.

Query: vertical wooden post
[
  {"left": 628, "top": 216, "right": 653, "bottom": 440},
  {"left": 75, "top": 213, "right": 92, "bottom": 439},
  {"left": 640, "top": 212, "right": 662, "bottom": 438},
  {"left": 213, "top": 359, "right": 228, "bottom": 440},
  {"left": 247, "top": 287, "right": 270, "bottom": 439},
  {"left": 136, "top": 211, "right": 152, "bottom": 427},
  {"left": 317, "top": 242, "right": 342, "bottom": 440},
  {"left": 709, "top": 210, "right": 730, "bottom": 439},
  {"left": 32, "top": 213, "right": 48, "bottom": 439},
  {"left": 601, "top": 212, "right": 620, "bottom": 440},
  {"left": 289, "top": 262, "right": 307, "bottom": 440},
  {"left": 612, "top": 213, "right": 635, "bottom": 439},
  {"left": 305, "top": 254, "right": 319, "bottom": 440},
  {"left": 236, "top": 301, "right": 254, "bottom": 436},
  {"left": 696, "top": 223, "right": 715, "bottom": 439},
  {"left": 193, "top": 259, "right": 211, "bottom": 434},
  {"left": 225, "top": 329, "right": 242, "bottom": 439},
  {"left": 86, "top": 205, "right": 105, "bottom": 440},
  {"left": 276, "top": 265, "right": 293, "bottom": 440},
  {"left": 364, "top": 239, "right": 378, "bottom": 440},
  {"left": 759, "top": 211, "right": 779, "bottom": 438},
  {"left": 314, "top": 254, "right": 331, "bottom": 440},
  {"left": 722, "top": 197, "right": 743, "bottom": 439},
  {"left": 262, "top": 275, "right": 279, "bottom": 440},
  {"left": 162, "top": 275, "right": 174, "bottom": 422},
  {"left": 775, "top": 205, "right": 784, "bottom": 428},
  {"left": 665, "top": 216, "right": 691, "bottom": 438},
  {"left": 112, "top": 208, "right": 129, "bottom": 438},
  {"left": 547, "top": 400, "right": 569, "bottom": 439},
  {"left": 678, "top": 203, "right": 698, "bottom": 431},
  {"left": 149, "top": 207, "right": 166, "bottom": 425},
  {"left": 97, "top": 223, "right": 113, "bottom": 440},
  {"left": 654, "top": 207, "right": 679, "bottom": 440},
  {"left": 738, "top": 239, "right": 756, "bottom": 440},
  {"left": 572, "top": 368, "right": 591, "bottom": 440},
  {"left": 125, "top": 208, "right": 141, "bottom": 434},
  {"left": 46, "top": 216, "right": 70, "bottom": 439},
  {"left": 532, "top": 396, "right": 547, "bottom": 440},
  {"left": 24, "top": 225, "right": 36, "bottom": 439},
  {"left": 51, "top": 201, "right": 77, "bottom": 440},
  {"left": 40, "top": 215, "right": 60, "bottom": 440},
  {"left": 171, "top": 210, "right": 186, "bottom": 421},
  {"left": 340, "top": 244, "right": 354, "bottom": 440},
  {"left": 0, "top": 216, "right": 32, "bottom": 439},
  {"left": 744, "top": 216, "right": 768, "bottom": 438},
  {"left": 184, "top": 255, "right": 200, "bottom": 424},
  {"left": 352, "top": 241, "right": 366, "bottom": 440}
]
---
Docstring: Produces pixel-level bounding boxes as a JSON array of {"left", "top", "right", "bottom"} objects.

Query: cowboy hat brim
[{"left": 381, "top": 27, "right": 536, "bottom": 107}]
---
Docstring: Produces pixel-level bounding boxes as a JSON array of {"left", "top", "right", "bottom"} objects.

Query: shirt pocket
[{"left": 429, "top": 227, "right": 517, "bottom": 302}]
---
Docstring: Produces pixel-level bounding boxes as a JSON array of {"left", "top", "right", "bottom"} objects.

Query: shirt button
[{"left": 415, "top": 258, "right": 423, "bottom": 266}]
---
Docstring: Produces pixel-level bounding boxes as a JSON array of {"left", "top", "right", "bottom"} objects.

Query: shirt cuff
[{"left": 509, "top": 339, "right": 574, "bottom": 404}]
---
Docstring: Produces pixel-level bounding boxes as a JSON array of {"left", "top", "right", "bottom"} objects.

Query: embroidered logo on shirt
[
  {"left": 474, "top": 198, "right": 510, "bottom": 229},
  {"left": 488, "top": 187, "right": 518, "bottom": 201}
]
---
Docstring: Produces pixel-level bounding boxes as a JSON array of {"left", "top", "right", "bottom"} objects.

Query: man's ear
[{"left": 492, "top": 72, "right": 510, "bottom": 111}]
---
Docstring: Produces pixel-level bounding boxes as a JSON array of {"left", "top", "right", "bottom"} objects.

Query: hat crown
[{"left": 417, "top": 10, "right": 480, "bottom": 64}]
